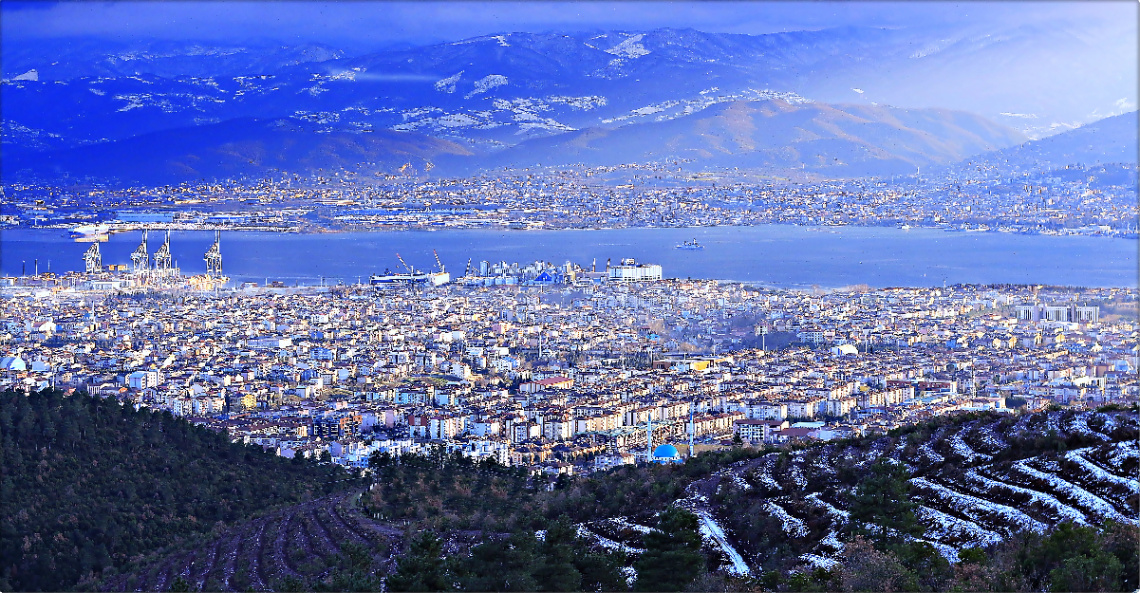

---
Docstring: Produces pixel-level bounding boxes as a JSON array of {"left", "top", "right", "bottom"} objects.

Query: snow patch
[
  {"left": 605, "top": 34, "right": 650, "bottom": 59},
  {"left": 1013, "top": 462, "right": 1132, "bottom": 523},
  {"left": 911, "top": 476, "right": 1047, "bottom": 533},
  {"left": 688, "top": 506, "right": 752, "bottom": 576},
  {"left": 965, "top": 469, "right": 1087, "bottom": 525},
  {"left": 13, "top": 69, "right": 38, "bottom": 82},
  {"left": 916, "top": 505, "right": 1005, "bottom": 547},
  {"left": 764, "top": 500, "right": 808, "bottom": 538},
  {"left": 435, "top": 71, "right": 462, "bottom": 94},
  {"left": 1065, "top": 449, "right": 1140, "bottom": 495},
  {"left": 465, "top": 74, "right": 508, "bottom": 98}
]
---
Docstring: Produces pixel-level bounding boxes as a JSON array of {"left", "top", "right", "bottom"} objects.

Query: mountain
[
  {"left": 468, "top": 99, "right": 1028, "bottom": 177},
  {"left": 3, "top": 117, "right": 474, "bottom": 185},
  {"left": 4, "top": 99, "right": 1025, "bottom": 185},
  {"left": 0, "top": 37, "right": 347, "bottom": 82},
  {"left": 3, "top": 23, "right": 1132, "bottom": 160}
]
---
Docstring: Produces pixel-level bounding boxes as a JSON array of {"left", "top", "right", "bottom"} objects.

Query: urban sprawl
[
  {"left": 2, "top": 261, "right": 1136, "bottom": 476},
  {"left": 4, "top": 162, "right": 1137, "bottom": 236}
]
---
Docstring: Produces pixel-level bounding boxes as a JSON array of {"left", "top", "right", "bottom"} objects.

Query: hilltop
[
  {"left": 471, "top": 99, "right": 1026, "bottom": 177},
  {"left": 0, "top": 388, "right": 357, "bottom": 592},
  {"left": 104, "top": 407, "right": 1138, "bottom": 592}
]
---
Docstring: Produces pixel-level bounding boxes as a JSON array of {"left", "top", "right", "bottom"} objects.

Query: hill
[
  {"left": 979, "top": 111, "right": 1139, "bottom": 170},
  {"left": 2, "top": 117, "right": 474, "bottom": 186},
  {"left": 0, "top": 388, "right": 356, "bottom": 592},
  {"left": 105, "top": 407, "right": 1138, "bottom": 592},
  {"left": 470, "top": 100, "right": 1027, "bottom": 177}
]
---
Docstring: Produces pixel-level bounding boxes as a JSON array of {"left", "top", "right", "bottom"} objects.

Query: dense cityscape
[{"left": 3, "top": 266, "right": 1136, "bottom": 473}]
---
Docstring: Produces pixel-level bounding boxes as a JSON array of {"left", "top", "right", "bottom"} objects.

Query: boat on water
[
  {"left": 371, "top": 251, "right": 450, "bottom": 287},
  {"left": 675, "top": 239, "right": 703, "bottom": 250},
  {"left": 369, "top": 270, "right": 450, "bottom": 287},
  {"left": 71, "top": 224, "right": 110, "bottom": 241}
]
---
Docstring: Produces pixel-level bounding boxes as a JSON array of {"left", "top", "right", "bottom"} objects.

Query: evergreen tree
[
  {"left": 634, "top": 507, "right": 705, "bottom": 591},
  {"left": 535, "top": 518, "right": 583, "bottom": 592},
  {"left": 846, "top": 458, "right": 922, "bottom": 547},
  {"left": 387, "top": 532, "right": 454, "bottom": 592},
  {"left": 460, "top": 532, "right": 540, "bottom": 592}
]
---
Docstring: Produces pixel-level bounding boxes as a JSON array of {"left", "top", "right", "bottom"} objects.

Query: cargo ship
[
  {"left": 369, "top": 270, "right": 450, "bottom": 286},
  {"left": 371, "top": 251, "right": 450, "bottom": 287}
]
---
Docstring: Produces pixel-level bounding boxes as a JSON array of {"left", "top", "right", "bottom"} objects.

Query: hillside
[
  {"left": 472, "top": 100, "right": 1027, "bottom": 177},
  {"left": 3, "top": 118, "right": 474, "bottom": 186},
  {"left": 976, "top": 110, "right": 1139, "bottom": 170},
  {"left": 0, "top": 388, "right": 356, "bottom": 592},
  {"left": 105, "top": 407, "right": 1138, "bottom": 592}
]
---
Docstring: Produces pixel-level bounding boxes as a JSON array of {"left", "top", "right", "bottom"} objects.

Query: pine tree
[
  {"left": 535, "top": 518, "right": 583, "bottom": 592},
  {"left": 634, "top": 507, "right": 704, "bottom": 591},
  {"left": 386, "top": 531, "right": 453, "bottom": 592},
  {"left": 846, "top": 458, "right": 921, "bottom": 547}
]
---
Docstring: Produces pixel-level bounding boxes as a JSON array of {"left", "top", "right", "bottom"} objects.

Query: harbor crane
[
  {"left": 153, "top": 230, "right": 173, "bottom": 272},
  {"left": 204, "top": 231, "right": 223, "bottom": 277},
  {"left": 395, "top": 253, "right": 413, "bottom": 273},
  {"left": 131, "top": 230, "right": 150, "bottom": 273},
  {"left": 83, "top": 242, "right": 101, "bottom": 274},
  {"left": 433, "top": 249, "right": 445, "bottom": 273}
]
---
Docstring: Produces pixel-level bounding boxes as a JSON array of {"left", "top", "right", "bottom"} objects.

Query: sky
[{"left": 3, "top": 1, "right": 1136, "bottom": 50}]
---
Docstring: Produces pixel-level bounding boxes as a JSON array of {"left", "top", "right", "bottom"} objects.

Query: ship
[
  {"left": 369, "top": 270, "right": 450, "bottom": 287},
  {"left": 370, "top": 251, "right": 450, "bottom": 287},
  {"left": 70, "top": 224, "right": 110, "bottom": 242},
  {"left": 675, "top": 239, "right": 703, "bottom": 250}
]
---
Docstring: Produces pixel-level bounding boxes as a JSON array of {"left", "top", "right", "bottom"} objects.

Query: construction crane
[
  {"left": 463, "top": 258, "right": 473, "bottom": 277},
  {"left": 433, "top": 249, "right": 445, "bottom": 273}
]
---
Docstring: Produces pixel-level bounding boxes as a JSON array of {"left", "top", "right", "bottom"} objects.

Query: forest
[
  {"left": 4, "top": 385, "right": 1137, "bottom": 592},
  {"left": 0, "top": 387, "right": 355, "bottom": 592}
]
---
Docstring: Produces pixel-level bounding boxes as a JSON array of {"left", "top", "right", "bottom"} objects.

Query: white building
[{"left": 608, "top": 258, "right": 662, "bottom": 283}]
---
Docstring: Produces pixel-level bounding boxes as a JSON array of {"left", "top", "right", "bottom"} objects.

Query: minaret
[
  {"left": 688, "top": 401, "right": 695, "bottom": 458},
  {"left": 646, "top": 414, "right": 653, "bottom": 461}
]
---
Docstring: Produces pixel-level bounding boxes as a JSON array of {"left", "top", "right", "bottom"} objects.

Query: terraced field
[
  {"left": 102, "top": 492, "right": 402, "bottom": 592},
  {"left": 105, "top": 409, "right": 1137, "bottom": 590},
  {"left": 680, "top": 409, "right": 1138, "bottom": 573}
]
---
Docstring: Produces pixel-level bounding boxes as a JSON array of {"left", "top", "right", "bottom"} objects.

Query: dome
[{"left": 653, "top": 444, "right": 679, "bottom": 459}]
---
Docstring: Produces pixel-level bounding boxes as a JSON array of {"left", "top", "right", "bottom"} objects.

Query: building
[{"left": 608, "top": 258, "right": 662, "bottom": 283}]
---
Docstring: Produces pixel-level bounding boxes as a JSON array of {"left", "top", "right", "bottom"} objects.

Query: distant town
[
  {"left": 3, "top": 161, "right": 1137, "bottom": 237},
  {"left": 3, "top": 257, "right": 1135, "bottom": 475}
]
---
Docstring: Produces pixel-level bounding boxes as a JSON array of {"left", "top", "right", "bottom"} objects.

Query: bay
[{"left": 1, "top": 225, "right": 1136, "bottom": 288}]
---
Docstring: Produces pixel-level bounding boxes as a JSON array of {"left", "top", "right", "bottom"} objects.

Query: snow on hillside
[{"left": 668, "top": 410, "right": 1138, "bottom": 577}]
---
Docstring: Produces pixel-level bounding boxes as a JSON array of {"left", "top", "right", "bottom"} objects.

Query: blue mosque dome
[{"left": 653, "top": 444, "right": 680, "bottom": 460}]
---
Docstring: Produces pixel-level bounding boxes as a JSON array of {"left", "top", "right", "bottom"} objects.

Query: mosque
[
  {"left": 645, "top": 416, "right": 684, "bottom": 464},
  {"left": 651, "top": 443, "right": 683, "bottom": 464}
]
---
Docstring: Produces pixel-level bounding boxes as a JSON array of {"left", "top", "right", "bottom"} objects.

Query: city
[
  {"left": 3, "top": 265, "right": 1135, "bottom": 473},
  {"left": 2, "top": 1, "right": 1137, "bottom": 592}
]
